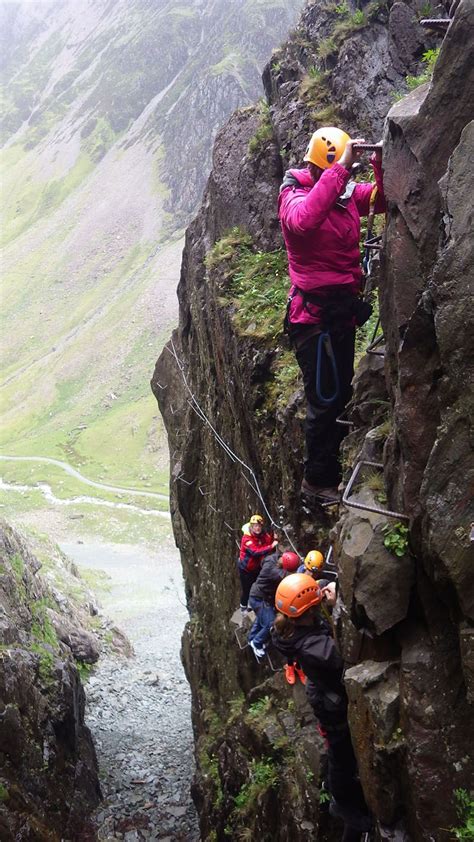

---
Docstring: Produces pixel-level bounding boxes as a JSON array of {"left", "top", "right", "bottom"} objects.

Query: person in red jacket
[
  {"left": 279, "top": 127, "right": 385, "bottom": 504},
  {"left": 238, "top": 514, "right": 278, "bottom": 611}
]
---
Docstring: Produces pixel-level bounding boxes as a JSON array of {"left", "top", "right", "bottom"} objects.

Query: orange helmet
[
  {"left": 281, "top": 551, "right": 300, "bottom": 572},
  {"left": 304, "top": 127, "right": 350, "bottom": 170},
  {"left": 275, "top": 573, "right": 322, "bottom": 617},
  {"left": 249, "top": 514, "right": 264, "bottom": 525},
  {"left": 304, "top": 550, "right": 324, "bottom": 572}
]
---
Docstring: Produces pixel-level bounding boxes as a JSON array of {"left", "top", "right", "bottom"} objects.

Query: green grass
[
  {"left": 233, "top": 758, "right": 278, "bottom": 813},
  {"left": 0, "top": 460, "right": 168, "bottom": 510},
  {"left": 248, "top": 100, "right": 273, "bottom": 155}
]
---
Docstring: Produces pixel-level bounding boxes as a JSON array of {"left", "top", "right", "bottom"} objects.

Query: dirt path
[
  {"left": 0, "top": 455, "right": 168, "bottom": 501},
  {"left": 62, "top": 541, "right": 199, "bottom": 842}
]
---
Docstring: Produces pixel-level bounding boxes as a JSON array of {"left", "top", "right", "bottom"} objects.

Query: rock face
[
  {"left": 0, "top": 521, "right": 101, "bottom": 840},
  {"left": 152, "top": 1, "right": 474, "bottom": 839}
]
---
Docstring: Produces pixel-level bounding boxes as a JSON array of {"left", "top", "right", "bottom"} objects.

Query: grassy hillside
[{"left": 0, "top": 0, "right": 302, "bottom": 498}]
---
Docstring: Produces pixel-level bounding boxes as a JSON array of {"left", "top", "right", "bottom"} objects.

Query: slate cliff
[{"left": 152, "top": 1, "right": 474, "bottom": 839}]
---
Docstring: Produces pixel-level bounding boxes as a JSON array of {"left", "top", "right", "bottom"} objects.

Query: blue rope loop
[{"left": 315, "top": 332, "right": 340, "bottom": 406}]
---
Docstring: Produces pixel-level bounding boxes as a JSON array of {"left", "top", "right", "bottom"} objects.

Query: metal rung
[
  {"left": 342, "top": 460, "right": 408, "bottom": 520},
  {"left": 420, "top": 18, "right": 451, "bottom": 31},
  {"left": 366, "top": 333, "right": 385, "bottom": 356},
  {"left": 336, "top": 407, "right": 355, "bottom": 428},
  {"left": 266, "top": 649, "right": 282, "bottom": 672},
  {"left": 325, "top": 545, "right": 336, "bottom": 568},
  {"left": 366, "top": 317, "right": 385, "bottom": 356},
  {"left": 234, "top": 626, "right": 249, "bottom": 650}
]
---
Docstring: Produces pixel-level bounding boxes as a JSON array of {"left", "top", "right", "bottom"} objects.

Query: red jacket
[
  {"left": 278, "top": 160, "right": 385, "bottom": 326},
  {"left": 239, "top": 531, "right": 275, "bottom": 573}
]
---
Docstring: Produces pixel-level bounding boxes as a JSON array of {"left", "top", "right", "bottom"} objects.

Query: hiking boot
[
  {"left": 240, "top": 604, "right": 248, "bottom": 613},
  {"left": 329, "top": 798, "right": 372, "bottom": 832},
  {"left": 295, "top": 665, "right": 307, "bottom": 685},
  {"left": 249, "top": 640, "right": 265, "bottom": 659},
  {"left": 301, "top": 478, "right": 340, "bottom": 504},
  {"left": 284, "top": 663, "right": 296, "bottom": 685}
]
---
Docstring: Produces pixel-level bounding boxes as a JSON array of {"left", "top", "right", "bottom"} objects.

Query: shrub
[
  {"left": 452, "top": 789, "right": 474, "bottom": 840},
  {"left": 382, "top": 522, "right": 409, "bottom": 557}
]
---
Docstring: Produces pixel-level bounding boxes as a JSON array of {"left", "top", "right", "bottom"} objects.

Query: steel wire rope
[{"left": 165, "top": 339, "right": 300, "bottom": 556}]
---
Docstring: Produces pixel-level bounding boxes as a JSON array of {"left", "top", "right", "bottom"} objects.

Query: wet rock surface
[
  {"left": 0, "top": 521, "right": 100, "bottom": 841},
  {"left": 152, "top": 0, "right": 474, "bottom": 840},
  {"left": 62, "top": 542, "right": 199, "bottom": 842}
]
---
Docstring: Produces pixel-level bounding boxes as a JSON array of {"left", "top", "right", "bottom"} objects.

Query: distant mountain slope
[{"left": 0, "top": 0, "right": 302, "bottom": 491}]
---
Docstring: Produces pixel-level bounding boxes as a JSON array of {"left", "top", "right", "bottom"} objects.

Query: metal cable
[{"left": 164, "top": 339, "right": 301, "bottom": 555}]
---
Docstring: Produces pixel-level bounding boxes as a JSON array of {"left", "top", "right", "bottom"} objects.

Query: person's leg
[
  {"left": 252, "top": 603, "right": 275, "bottom": 649},
  {"left": 325, "top": 328, "right": 355, "bottom": 476},
  {"left": 239, "top": 569, "right": 256, "bottom": 608},
  {"left": 326, "top": 728, "right": 369, "bottom": 820},
  {"left": 247, "top": 597, "right": 263, "bottom": 641},
  {"left": 295, "top": 334, "right": 345, "bottom": 488}
]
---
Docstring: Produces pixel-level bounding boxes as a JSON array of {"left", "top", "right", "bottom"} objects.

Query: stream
[{"left": 62, "top": 541, "right": 200, "bottom": 842}]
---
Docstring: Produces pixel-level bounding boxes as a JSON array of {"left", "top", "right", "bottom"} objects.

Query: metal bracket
[{"left": 342, "top": 460, "right": 408, "bottom": 520}]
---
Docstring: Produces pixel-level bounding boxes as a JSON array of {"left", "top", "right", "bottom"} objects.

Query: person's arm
[
  {"left": 352, "top": 152, "right": 386, "bottom": 216},
  {"left": 280, "top": 164, "right": 350, "bottom": 234},
  {"left": 242, "top": 536, "right": 278, "bottom": 558}
]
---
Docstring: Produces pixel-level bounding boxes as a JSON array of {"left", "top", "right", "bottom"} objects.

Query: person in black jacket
[
  {"left": 271, "top": 573, "right": 371, "bottom": 842},
  {"left": 247, "top": 551, "right": 300, "bottom": 659}
]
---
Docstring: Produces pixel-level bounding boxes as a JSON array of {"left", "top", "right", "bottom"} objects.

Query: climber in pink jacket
[{"left": 279, "top": 127, "right": 385, "bottom": 504}]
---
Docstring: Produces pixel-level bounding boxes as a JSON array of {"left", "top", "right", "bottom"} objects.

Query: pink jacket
[{"left": 278, "top": 160, "right": 385, "bottom": 325}]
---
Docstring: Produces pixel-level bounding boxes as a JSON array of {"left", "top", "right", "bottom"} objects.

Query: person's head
[
  {"left": 279, "top": 551, "right": 300, "bottom": 573},
  {"left": 249, "top": 513, "right": 264, "bottom": 536},
  {"left": 304, "top": 549, "right": 325, "bottom": 574},
  {"left": 304, "top": 126, "right": 351, "bottom": 179},
  {"left": 274, "top": 573, "right": 323, "bottom": 637}
]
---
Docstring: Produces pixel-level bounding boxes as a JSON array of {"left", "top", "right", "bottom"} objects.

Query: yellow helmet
[
  {"left": 304, "top": 550, "right": 325, "bottom": 572},
  {"left": 304, "top": 127, "right": 351, "bottom": 170},
  {"left": 249, "top": 514, "right": 264, "bottom": 525}
]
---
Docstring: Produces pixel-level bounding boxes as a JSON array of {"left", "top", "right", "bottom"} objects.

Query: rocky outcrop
[
  {"left": 152, "top": 1, "right": 474, "bottom": 839},
  {"left": 0, "top": 521, "right": 101, "bottom": 840}
]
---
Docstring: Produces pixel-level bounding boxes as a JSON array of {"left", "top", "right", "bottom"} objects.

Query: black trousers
[
  {"left": 295, "top": 329, "right": 355, "bottom": 487},
  {"left": 239, "top": 568, "right": 259, "bottom": 608},
  {"left": 326, "top": 725, "right": 369, "bottom": 839}
]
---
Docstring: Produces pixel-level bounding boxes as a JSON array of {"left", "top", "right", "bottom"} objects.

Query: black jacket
[
  {"left": 271, "top": 617, "right": 348, "bottom": 727},
  {"left": 249, "top": 554, "right": 283, "bottom": 604}
]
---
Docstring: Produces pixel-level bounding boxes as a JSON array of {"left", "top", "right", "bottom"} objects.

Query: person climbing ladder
[
  {"left": 272, "top": 573, "right": 372, "bottom": 841},
  {"left": 279, "top": 127, "right": 385, "bottom": 504},
  {"left": 238, "top": 514, "right": 278, "bottom": 611},
  {"left": 247, "top": 550, "right": 300, "bottom": 659}
]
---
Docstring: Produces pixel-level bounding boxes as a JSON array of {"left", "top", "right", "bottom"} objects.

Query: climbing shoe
[
  {"left": 295, "top": 665, "right": 307, "bottom": 685},
  {"left": 284, "top": 663, "right": 296, "bottom": 685},
  {"left": 249, "top": 640, "right": 265, "bottom": 659},
  {"left": 300, "top": 478, "right": 340, "bottom": 504}
]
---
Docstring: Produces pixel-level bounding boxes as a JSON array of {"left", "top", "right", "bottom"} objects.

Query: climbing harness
[{"left": 316, "top": 332, "right": 340, "bottom": 406}]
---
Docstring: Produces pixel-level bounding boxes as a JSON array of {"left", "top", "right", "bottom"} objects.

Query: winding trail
[
  {"left": 0, "top": 479, "right": 170, "bottom": 519},
  {"left": 63, "top": 541, "right": 199, "bottom": 842},
  {"left": 0, "top": 455, "right": 169, "bottom": 502}
]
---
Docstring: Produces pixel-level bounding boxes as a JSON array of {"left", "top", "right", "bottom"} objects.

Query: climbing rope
[
  {"left": 164, "top": 339, "right": 301, "bottom": 556},
  {"left": 315, "top": 332, "right": 340, "bottom": 406}
]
